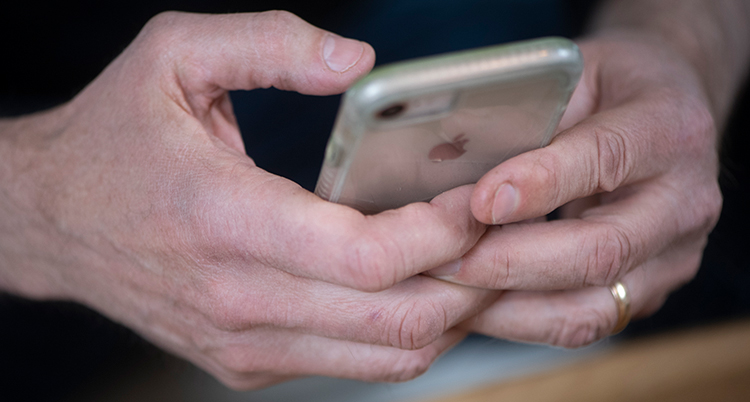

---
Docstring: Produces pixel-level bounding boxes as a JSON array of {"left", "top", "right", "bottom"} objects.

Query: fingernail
[
  {"left": 426, "top": 259, "right": 462, "bottom": 278},
  {"left": 323, "top": 34, "right": 364, "bottom": 73},
  {"left": 491, "top": 183, "right": 518, "bottom": 224}
]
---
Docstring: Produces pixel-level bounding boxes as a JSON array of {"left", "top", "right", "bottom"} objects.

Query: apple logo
[{"left": 428, "top": 134, "right": 469, "bottom": 162}]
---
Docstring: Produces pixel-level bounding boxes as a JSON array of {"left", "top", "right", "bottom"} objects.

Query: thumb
[{"left": 136, "top": 10, "right": 375, "bottom": 96}]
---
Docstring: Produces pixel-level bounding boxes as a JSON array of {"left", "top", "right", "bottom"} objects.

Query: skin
[
  {"left": 429, "top": 0, "right": 750, "bottom": 346},
  {"left": 1, "top": 0, "right": 749, "bottom": 391},
  {"left": 0, "top": 11, "right": 500, "bottom": 389}
]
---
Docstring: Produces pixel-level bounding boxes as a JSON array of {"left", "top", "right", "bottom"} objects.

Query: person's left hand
[{"left": 426, "top": 34, "right": 723, "bottom": 347}]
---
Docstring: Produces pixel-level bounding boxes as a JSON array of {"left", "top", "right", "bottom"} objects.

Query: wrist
[{"left": 0, "top": 110, "right": 75, "bottom": 300}]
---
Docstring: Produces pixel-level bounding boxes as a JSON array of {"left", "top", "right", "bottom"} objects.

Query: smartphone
[{"left": 315, "top": 37, "right": 583, "bottom": 213}]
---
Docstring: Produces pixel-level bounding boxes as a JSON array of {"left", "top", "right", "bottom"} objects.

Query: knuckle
[
  {"left": 383, "top": 352, "right": 435, "bottom": 382},
  {"left": 546, "top": 307, "right": 612, "bottom": 348},
  {"left": 677, "top": 251, "right": 703, "bottom": 286},
  {"left": 215, "top": 347, "right": 261, "bottom": 376},
  {"left": 171, "top": 173, "right": 256, "bottom": 264},
  {"left": 363, "top": 350, "right": 435, "bottom": 382},
  {"left": 580, "top": 225, "right": 631, "bottom": 286},
  {"left": 692, "top": 181, "right": 723, "bottom": 235},
  {"left": 340, "top": 239, "right": 388, "bottom": 291},
  {"left": 219, "top": 377, "right": 250, "bottom": 391},
  {"left": 661, "top": 88, "right": 717, "bottom": 153},
  {"left": 704, "top": 183, "right": 723, "bottom": 229},
  {"left": 684, "top": 102, "right": 716, "bottom": 149},
  {"left": 133, "top": 12, "right": 200, "bottom": 84},
  {"left": 199, "top": 278, "right": 269, "bottom": 332},
  {"left": 488, "top": 245, "right": 514, "bottom": 289},
  {"left": 593, "top": 125, "right": 631, "bottom": 193},
  {"left": 139, "top": 11, "right": 186, "bottom": 52},
  {"left": 254, "top": 10, "right": 305, "bottom": 36},
  {"left": 708, "top": 177, "right": 723, "bottom": 209},
  {"left": 531, "top": 151, "right": 565, "bottom": 209},
  {"left": 211, "top": 346, "right": 286, "bottom": 388},
  {"left": 219, "top": 376, "right": 275, "bottom": 392},
  {"left": 204, "top": 295, "right": 247, "bottom": 332},
  {"left": 647, "top": 88, "right": 717, "bottom": 169},
  {"left": 147, "top": 10, "right": 183, "bottom": 26},
  {"left": 340, "top": 231, "right": 405, "bottom": 292},
  {"left": 384, "top": 299, "right": 448, "bottom": 350}
]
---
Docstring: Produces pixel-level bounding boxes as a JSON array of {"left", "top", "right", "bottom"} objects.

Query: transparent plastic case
[{"left": 315, "top": 37, "right": 583, "bottom": 213}]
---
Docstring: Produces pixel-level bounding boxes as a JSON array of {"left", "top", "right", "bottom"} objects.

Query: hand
[
  {"left": 0, "top": 11, "right": 499, "bottom": 389},
  {"left": 427, "top": 34, "right": 722, "bottom": 347}
]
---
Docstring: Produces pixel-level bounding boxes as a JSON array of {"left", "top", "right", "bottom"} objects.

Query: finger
[
  {"left": 194, "top": 327, "right": 467, "bottom": 390},
  {"left": 470, "top": 90, "right": 715, "bottom": 225},
  {"left": 427, "top": 178, "right": 718, "bottom": 290},
  {"left": 556, "top": 53, "right": 598, "bottom": 133},
  {"left": 207, "top": 173, "right": 486, "bottom": 291},
  {"left": 119, "top": 12, "right": 487, "bottom": 292},
  {"left": 120, "top": 11, "right": 374, "bottom": 153},
  {"left": 202, "top": 265, "right": 499, "bottom": 350},
  {"left": 135, "top": 11, "right": 374, "bottom": 97},
  {"left": 467, "top": 244, "right": 703, "bottom": 348},
  {"left": 467, "top": 287, "right": 615, "bottom": 348}
]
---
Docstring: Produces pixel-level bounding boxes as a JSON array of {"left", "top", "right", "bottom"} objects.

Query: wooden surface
[{"left": 411, "top": 319, "right": 750, "bottom": 402}]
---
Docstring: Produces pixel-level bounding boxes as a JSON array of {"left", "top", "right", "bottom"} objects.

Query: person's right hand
[{"left": 0, "top": 11, "right": 498, "bottom": 389}]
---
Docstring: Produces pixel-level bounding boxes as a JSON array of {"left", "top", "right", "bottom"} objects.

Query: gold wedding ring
[{"left": 609, "top": 281, "right": 631, "bottom": 334}]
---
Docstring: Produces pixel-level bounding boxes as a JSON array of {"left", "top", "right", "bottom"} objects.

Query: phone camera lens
[{"left": 377, "top": 104, "right": 406, "bottom": 119}]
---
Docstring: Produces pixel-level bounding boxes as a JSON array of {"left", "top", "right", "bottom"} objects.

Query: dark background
[{"left": 1, "top": 1, "right": 747, "bottom": 400}]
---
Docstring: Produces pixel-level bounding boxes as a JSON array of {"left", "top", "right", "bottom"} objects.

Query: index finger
[
  {"left": 222, "top": 167, "right": 486, "bottom": 292},
  {"left": 426, "top": 174, "right": 719, "bottom": 290},
  {"left": 470, "top": 89, "right": 715, "bottom": 225}
]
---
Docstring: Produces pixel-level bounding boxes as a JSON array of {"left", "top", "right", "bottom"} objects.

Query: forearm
[
  {"left": 588, "top": 0, "right": 750, "bottom": 124},
  {"left": 0, "top": 108, "right": 77, "bottom": 299},
  {"left": 0, "top": 117, "right": 47, "bottom": 298}
]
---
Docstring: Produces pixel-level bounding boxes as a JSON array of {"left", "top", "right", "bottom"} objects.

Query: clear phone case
[{"left": 315, "top": 37, "right": 583, "bottom": 213}]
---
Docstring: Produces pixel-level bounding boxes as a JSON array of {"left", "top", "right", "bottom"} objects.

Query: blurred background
[{"left": 2, "top": 0, "right": 749, "bottom": 400}]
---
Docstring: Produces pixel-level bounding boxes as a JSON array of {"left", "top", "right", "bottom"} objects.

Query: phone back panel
[{"left": 315, "top": 38, "right": 582, "bottom": 213}]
